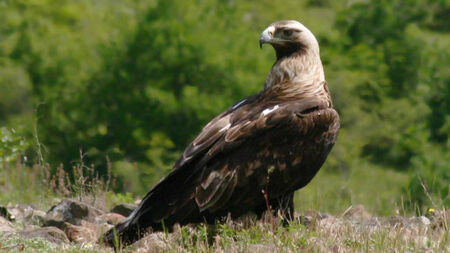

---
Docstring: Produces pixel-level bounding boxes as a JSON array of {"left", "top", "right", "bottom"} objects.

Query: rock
[
  {"left": 0, "top": 206, "right": 13, "bottom": 221},
  {"left": 430, "top": 209, "right": 449, "bottom": 229},
  {"left": 132, "top": 232, "right": 168, "bottom": 253},
  {"left": 19, "top": 227, "right": 69, "bottom": 244},
  {"left": 110, "top": 203, "right": 136, "bottom": 217},
  {"left": 6, "top": 204, "right": 47, "bottom": 225},
  {"left": 318, "top": 216, "right": 340, "bottom": 230},
  {"left": 363, "top": 217, "right": 384, "bottom": 227},
  {"left": 246, "top": 244, "right": 277, "bottom": 253},
  {"left": 411, "top": 216, "right": 431, "bottom": 226},
  {"left": 30, "top": 210, "right": 47, "bottom": 226},
  {"left": 304, "top": 210, "right": 330, "bottom": 219},
  {"left": 43, "top": 218, "right": 66, "bottom": 228},
  {"left": 46, "top": 220, "right": 112, "bottom": 243},
  {"left": 61, "top": 221, "right": 100, "bottom": 243},
  {"left": 74, "top": 196, "right": 107, "bottom": 211},
  {"left": 388, "top": 216, "right": 409, "bottom": 227},
  {"left": 343, "top": 205, "right": 371, "bottom": 221},
  {"left": 0, "top": 216, "right": 15, "bottom": 233},
  {"left": 42, "top": 218, "right": 112, "bottom": 243},
  {"left": 299, "top": 210, "right": 329, "bottom": 226},
  {"left": 298, "top": 214, "right": 314, "bottom": 226},
  {"left": 7, "top": 204, "right": 35, "bottom": 221},
  {"left": 45, "top": 199, "right": 104, "bottom": 225},
  {"left": 96, "top": 213, "right": 126, "bottom": 225}
]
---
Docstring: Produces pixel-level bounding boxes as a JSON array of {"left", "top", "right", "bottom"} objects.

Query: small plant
[{"left": 0, "top": 127, "right": 30, "bottom": 165}]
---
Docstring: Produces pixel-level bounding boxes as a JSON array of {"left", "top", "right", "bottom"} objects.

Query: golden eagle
[{"left": 104, "top": 20, "right": 340, "bottom": 246}]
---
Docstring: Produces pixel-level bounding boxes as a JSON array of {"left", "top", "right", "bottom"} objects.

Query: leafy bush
[
  {"left": 0, "top": 127, "right": 30, "bottom": 165},
  {"left": 0, "top": 0, "right": 448, "bottom": 211}
]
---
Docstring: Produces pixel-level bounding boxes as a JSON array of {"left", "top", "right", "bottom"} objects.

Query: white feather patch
[
  {"left": 219, "top": 123, "right": 231, "bottom": 132},
  {"left": 262, "top": 105, "right": 279, "bottom": 116},
  {"left": 232, "top": 99, "right": 247, "bottom": 109}
]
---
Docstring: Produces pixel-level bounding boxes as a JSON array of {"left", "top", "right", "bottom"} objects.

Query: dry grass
[
  {"left": 121, "top": 210, "right": 449, "bottom": 253},
  {"left": 0, "top": 154, "right": 448, "bottom": 252},
  {"left": 2, "top": 209, "right": 447, "bottom": 252}
]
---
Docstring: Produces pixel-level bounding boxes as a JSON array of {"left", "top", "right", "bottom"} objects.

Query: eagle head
[{"left": 259, "top": 20, "right": 319, "bottom": 59}]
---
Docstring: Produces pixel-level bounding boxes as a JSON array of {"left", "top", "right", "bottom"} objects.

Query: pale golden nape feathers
[{"left": 260, "top": 20, "right": 330, "bottom": 106}]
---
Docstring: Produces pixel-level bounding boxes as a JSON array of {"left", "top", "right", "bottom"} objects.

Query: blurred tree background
[{"left": 0, "top": 0, "right": 448, "bottom": 214}]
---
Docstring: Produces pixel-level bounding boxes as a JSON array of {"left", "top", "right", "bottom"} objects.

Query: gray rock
[
  {"left": 0, "top": 206, "right": 13, "bottom": 221},
  {"left": 388, "top": 216, "right": 409, "bottom": 227},
  {"left": 298, "top": 210, "right": 329, "bottom": 226},
  {"left": 61, "top": 220, "right": 105, "bottom": 243},
  {"left": 30, "top": 210, "right": 47, "bottom": 226},
  {"left": 45, "top": 199, "right": 104, "bottom": 225},
  {"left": 430, "top": 209, "right": 450, "bottom": 229},
  {"left": 110, "top": 203, "right": 136, "bottom": 217},
  {"left": 132, "top": 232, "right": 168, "bottom": 253},
  {"left": 0, "top": 216, "right": 15, "bottom": 233},
  {"left": 19, "top": 227, "right": 69, "bottom": 244},
  {"left": 43, "top": 218, "right": 66, "bottom": 228},
  {"left": 96, "top": 213, "right": 126, "bottom": 225},
  {"left": 298, "top": 215, "right": 314, "bottom": 226},
  {"left": 363, "top": 217, "right": 385, "bottom": 227},
  {"left": 6, "top": 204, "right": 45, "bottom": 224},
  {"left": 343, "top": 205, "right": 371, "bottom": 221},
  {"left": 246, "top": 243, "right": 277, "bottom": 253},
  {"left": 411, "top": 216, "right": 431, "bottom": 226}
]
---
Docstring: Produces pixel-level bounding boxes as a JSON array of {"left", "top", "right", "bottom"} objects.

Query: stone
[
  {"left": 363, "top": 217, "right": 384, "bottom": 227},
  {"left": 61, "top": 221, "right": 99, "bottom": 243},
  {"left": 0, "top": 216, "right": 15, "bottom": 233},
  {"left": 6, "top": 204, "right": 47, "bottom": 225},
  {"left": 132, "top": 232, "right": 168, "bottom": 253},
  {"left": 299, "top": 210, "right": 329, "bottom": 226},
  {"left": 430, "top": 209, "right": 449, "bottom": 229},
  {"left": 7, "top": 204, "right": 35, "bottom": 221},
  {"left": 411, "top": 216, "right": 431, "bottom": 226},
  {"left": 110, "top": 203, "right": 136, "bottom": 217},
  {"left": 45, "top": 199, "right": 104, "bottom": 225},
  {"left": 0, "top": 206, "right": 13, "bottom": 221},
  {"left": 343, "top": 205, "right": 371, "bottom": 221},
  {"left": 304, "top": 210, "right": 329, "bottom": 219},
  {"left": 43, "top": 218, "right": 66, "bottom": 228},
  {"left": 51, "top": 220, "right": 111, "bottom": 243},
  {"left": 42, "top": 218, "right": 111, "bottom": 243},
  {"left": 30, "top": 210, "right": 47, "bottom": 226},
  {"left": 19, "top": 227, "right": 69, "bottom": 244},
  {"left": 298, "top": 214, "right": 314, "bottom": 226},
  {"left": 388, "top": 215, "right": 409, "bottom": 227},
  {"left": 74, "top": 196, "right": 108, "bottom": 211},
  {"left": 246, "top": 243, "right": 277, "bottom": 253},
  {"left": 96, "top": 213, "right": 126, "bottom": 225},
  {"left": 318, "top": 216, "right": 340, "bottom": 230}
]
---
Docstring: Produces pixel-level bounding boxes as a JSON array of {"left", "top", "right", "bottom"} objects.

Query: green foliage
[
  {"left": 332, "top": 0, "right": 449, "bottom": 210},
  {"left": 295, "top": 162, "right": 410, "bottom": 216},
  {"left": 407, "top": 146, "right": 450, "bottom": 210},
  {"left": 0, "top": 0, "right": 448, "bottom": 213},
  {"left": 0, "top": 127, "right": 30, "bottom": 164}
]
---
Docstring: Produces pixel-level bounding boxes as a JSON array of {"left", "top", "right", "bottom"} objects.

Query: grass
[
  {"left": 1, "top": 212, "right": 448, "bottom": 252},
  {"left": 0, "top": 160, "right": 448, "bottom": 252},
  {"left": 295, "top": 163, "right": 410, "bottom": 216},
  {"left": 1, "top": 159, "right": 412, "bottom": 216},
  {"left": 0, "top": 159, "right": 136, "bottom": 212}
]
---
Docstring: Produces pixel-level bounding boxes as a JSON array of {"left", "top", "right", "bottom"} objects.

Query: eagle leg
[{"left": 270, "top": 192, "right": 295, "bottom": 223}]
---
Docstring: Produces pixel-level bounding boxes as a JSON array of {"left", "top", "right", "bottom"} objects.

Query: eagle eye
[{"left": 283, "top": 29, "right": 293, "bottom": 37}]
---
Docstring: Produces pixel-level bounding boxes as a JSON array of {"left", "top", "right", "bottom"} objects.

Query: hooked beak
[{"left": 259, "top": 26, "right": 275, "bottom": 48}]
